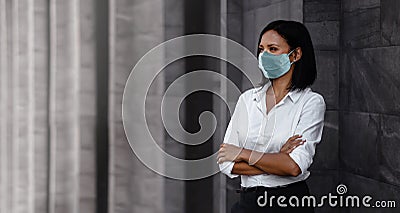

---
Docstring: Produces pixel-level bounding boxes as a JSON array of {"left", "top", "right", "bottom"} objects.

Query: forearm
[
  {"left": 231, "top": 161, "right": 266, "bottom": 175},
  {"left": 239, "top": 149, "right": 301, "bottom": 176}
]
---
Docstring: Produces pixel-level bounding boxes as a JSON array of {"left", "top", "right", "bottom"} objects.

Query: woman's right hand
[{"left": 279, "top": 134, "right": 305, "bottom": 154}]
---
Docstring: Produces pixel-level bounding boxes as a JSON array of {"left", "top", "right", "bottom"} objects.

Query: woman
[{"left": 217, "top": 20, "right": 326, "bottom": 212}]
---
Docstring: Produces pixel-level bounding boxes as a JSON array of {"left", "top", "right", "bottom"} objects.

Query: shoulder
[
  {"left": 301, "top": 88, "right": 326, "bottom": 110},
  {"left": 238, "top": 86, "right": 262, "bottom": 101}
]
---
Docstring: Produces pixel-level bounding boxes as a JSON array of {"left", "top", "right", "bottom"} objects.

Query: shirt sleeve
[
  {"left": 289, "top": 93, "right": 326, "bottom": 175},
  {"left": 218, "top": 95, "right": 244, "bottom": 179}
]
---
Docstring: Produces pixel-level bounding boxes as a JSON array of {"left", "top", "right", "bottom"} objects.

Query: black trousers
[{"left": 231, "top": 181, "right": 315, "bottom": 213}]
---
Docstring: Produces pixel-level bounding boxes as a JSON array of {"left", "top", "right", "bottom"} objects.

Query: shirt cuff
[
  {"left": 218, "top": 161, "right": 239, "bottom": 179},
  {"left": 288, "top": 150, "right": 309, "bottom": 175}
]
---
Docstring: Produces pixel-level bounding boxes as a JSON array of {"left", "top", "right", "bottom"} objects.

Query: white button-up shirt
[{"left": 218, "top": 81, "right": 326, "bottom": 187}]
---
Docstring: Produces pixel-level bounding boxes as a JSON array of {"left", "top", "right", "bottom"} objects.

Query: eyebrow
[{"left": 259, "top": 44, "right": 280, "bottom": 47}]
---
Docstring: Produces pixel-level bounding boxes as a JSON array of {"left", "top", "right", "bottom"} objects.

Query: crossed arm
[{"left": 218, "top": 135, "right": 305, "bottom": 177}]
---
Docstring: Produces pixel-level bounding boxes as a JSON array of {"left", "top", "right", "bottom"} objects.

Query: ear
[{"left": 293, "top": 47, "right": 302, "bottom": 62}]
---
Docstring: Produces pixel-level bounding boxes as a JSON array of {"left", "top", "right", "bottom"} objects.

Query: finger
[
  {"left": 217, "top": 157, "right": 226, "bottom": 164},
  {"left": 290, "top": 138, "right": 304, "bottom": 145},
  {"left": 287, "top": 140, "right": 306, "bottom": 153},
  {"left": 283, "top": 138, "right": 298, "bottom": 149},
  {"left": 289, "top": 135, "right": 302, "bottom": 142},
  {"left": 289, "top": 140, "right": 305, "bottom": 150},
  {"left": 286, "top": 137, "right": 301, "bottom": 145},
  {"left": 288, "top": 134, "right": 302, "bottom": 141},
  {"left": 297, "top": 139, "right": 306, "bottom": 145}
]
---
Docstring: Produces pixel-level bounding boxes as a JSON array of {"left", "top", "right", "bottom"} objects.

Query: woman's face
[{"left": 258, "top": 30, "right": 291, "bottom": 55}]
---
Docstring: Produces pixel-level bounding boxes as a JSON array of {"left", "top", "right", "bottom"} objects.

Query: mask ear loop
[{"left": 288, "top": 48, "right": 298, "bottom": 65}]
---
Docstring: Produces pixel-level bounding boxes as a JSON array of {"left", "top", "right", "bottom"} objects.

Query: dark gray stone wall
[
  {"left": 339, "top": 0, "right": 400, "bottom": 212},
  {"left": 305, "top": 0, "right": 400, "bottom": 212}
]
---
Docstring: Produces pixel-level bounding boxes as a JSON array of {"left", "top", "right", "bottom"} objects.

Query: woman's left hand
[{"left": 217, "top": 143, "right": 243, "bottom": 164}]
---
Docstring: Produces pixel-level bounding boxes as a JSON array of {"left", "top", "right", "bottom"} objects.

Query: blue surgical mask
[{"left": 258, "top": 49, "right": 295, "bottom": 79}]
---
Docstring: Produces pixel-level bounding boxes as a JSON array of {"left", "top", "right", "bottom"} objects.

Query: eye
[{"left": 269, "top": 47, "right": 278, "bottom": 52}]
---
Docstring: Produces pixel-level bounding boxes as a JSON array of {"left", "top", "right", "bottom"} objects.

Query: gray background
[{"left": 0, "top": 0, "right": 399, "bottom": 213}]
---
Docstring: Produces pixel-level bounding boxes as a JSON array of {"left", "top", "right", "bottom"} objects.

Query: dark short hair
[{"left": 257, "top": 20, "right": 317, "bottom": 91}]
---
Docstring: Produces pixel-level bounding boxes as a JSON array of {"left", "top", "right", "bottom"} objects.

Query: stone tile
[
  {"left": 227, "top": 0, "right": 242, "bottom": 14},
  {"left": 381, "top": 0, "right": 400, "bottom": 45},
  {"left": 311, "top": 111, "right": 339, "bottom": 170},
  {"left": 312, "top": 51, "right": 339, "bottom": 110},
  {"left": 340, "top": 172, "right": 400, "bottom": 212},
  {"left": 243, "top": 0, "right": 276, "bottom": 12},
  {"left": 254, "top": 0, "right": 303, "bottom": 36},
  {"left": 342, "top": 6, "right": 383, "bottom": 48},
  {"left": 379, "top": 114, "right": 400, "bottom": 186},
  {"left": 340, "top": 112, "right": 380, "bottom": 181},
  {"left": 340, "top": 47, "right": 400, "bottom": 114},
  {"left": 304, "top": 0, "right": 340, "bottom": 22},
  {"left": 340, "top": 112, "right": 400, "bottom": 186},
  {"left": 305, "top": 21, "right": 340, "bottom": 50},
  {"left": 342, "top": 0, "right": 380, "bottom": 12}
]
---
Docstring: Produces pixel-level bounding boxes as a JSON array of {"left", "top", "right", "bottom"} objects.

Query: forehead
[{"left": 259, "top": 30, "right": 288, "bottom": 46}]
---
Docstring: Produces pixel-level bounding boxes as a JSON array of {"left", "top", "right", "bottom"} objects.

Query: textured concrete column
[
  {"left": 0, "top": 1, "right": 35, "bottom": 213},
  {"left": 15, "top": 0, "right": 35, "bottom": 213},
  {"left": 33, "top": 0, "right": 50, "bottom": 213},
  {"left": 78, "top": 0, "right": 97, "bottom": 212},
  {"left": 48, "top": 0, "right": 81, "bottom": 212},
  {"left": 108, "top": 0, "right": 165, "bottom": 212},
  {"left": 47, "top": 0, "right": 98, "bottom": 213}
]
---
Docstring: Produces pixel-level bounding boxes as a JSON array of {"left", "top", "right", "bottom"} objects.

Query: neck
[{"left": 271, "top": 69, "right": 292, "bottom": 95}]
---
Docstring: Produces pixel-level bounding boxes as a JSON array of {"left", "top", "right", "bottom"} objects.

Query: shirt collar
[{"left": 252, "top": 81, "right": 309, "bottom": 104}]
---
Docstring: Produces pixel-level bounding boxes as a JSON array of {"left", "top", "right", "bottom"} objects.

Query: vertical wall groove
[
  {"left": 95, "top": 0, "right": 109, "bottom": 212},
  {"left": 47, "top": 1, "right": 56, "bottom": 212},
  {"left": 27, "top": 0, "right": 35, "bottom": 211},
  {"left": 11, "top": 0, "right": 19, "bottom": 211},
  {"left": 72, "top": 1, "right": 81, "bottom": 213},
  {"left": 0, "top": 0, "right": 8, "bottom": 212},
  {"left": 107, "top": 0, "right": 115, "bottom": 212}
]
